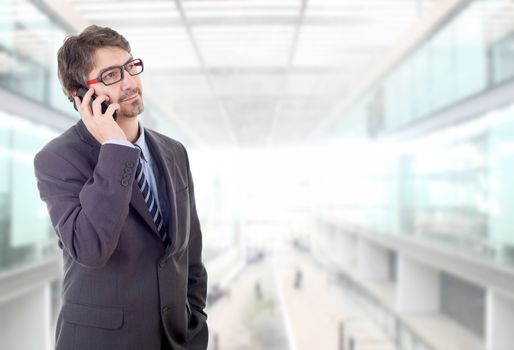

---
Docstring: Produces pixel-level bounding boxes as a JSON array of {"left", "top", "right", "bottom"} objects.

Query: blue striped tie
[{"left": 134, "top": 146, "right": 171, "bottom": 248}]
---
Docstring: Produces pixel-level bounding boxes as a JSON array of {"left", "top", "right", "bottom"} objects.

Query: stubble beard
[{"left": 119, "top": 97, "right": 144, "bottom": 119}]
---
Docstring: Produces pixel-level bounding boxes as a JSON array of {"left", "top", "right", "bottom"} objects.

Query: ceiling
[{"left": 68, "top": 0, "right": 438, "bottom": 148}]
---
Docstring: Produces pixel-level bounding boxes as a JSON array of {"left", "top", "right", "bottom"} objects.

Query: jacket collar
[{"left": 76, "top": 119, "right": 100, "bottom": 148}]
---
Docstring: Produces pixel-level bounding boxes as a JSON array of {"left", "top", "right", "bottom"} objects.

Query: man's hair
[{"left": 57, "top": 25, "right": 131, "bottom": 102}]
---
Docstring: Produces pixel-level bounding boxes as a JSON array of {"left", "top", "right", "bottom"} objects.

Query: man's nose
[{"left": 120, "top": 70, "right": 137, "bottom": 89}]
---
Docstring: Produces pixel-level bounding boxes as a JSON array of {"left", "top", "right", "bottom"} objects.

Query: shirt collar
[{"left": 134, "top": 121, "right": 150, "bottom": 162}]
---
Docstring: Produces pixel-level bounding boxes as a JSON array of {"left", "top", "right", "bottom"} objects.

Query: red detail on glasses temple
[{"left": 86, "top": 78, "right": 99, "bottom": 85}]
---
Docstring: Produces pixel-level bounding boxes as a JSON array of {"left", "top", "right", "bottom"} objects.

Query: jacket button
[
  {"left": 162, "top": 307, "right": 168, "bottom": 315},
  {"left": 126, "top": 161, "right": 134, "bottom": 168},
  {"left": 159, "top": 260, "right": 166, "bottom": 268},
  {"left": 121, "top": 179, "right": 129, "bottom": 187}
]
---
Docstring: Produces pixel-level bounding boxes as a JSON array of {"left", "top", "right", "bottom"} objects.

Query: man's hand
[{"left": 73, "top": 88, "right": 127, "bottom": 144}]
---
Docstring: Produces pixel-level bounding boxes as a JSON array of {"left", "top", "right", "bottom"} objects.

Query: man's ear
[{"left": 70, "top": 89, "right": 80, "bottom": 110}]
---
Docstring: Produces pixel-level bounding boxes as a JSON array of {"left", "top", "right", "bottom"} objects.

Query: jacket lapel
[{"left": 144, "top": 129, "right": 179, "bottom": 255}]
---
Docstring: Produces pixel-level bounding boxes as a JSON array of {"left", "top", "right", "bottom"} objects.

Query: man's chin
[{"left": 119, "top": 102, "right": 144, "bottom": 118}]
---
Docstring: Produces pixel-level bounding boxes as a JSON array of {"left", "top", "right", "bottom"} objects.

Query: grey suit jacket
[{"left": 34, "top": 120, "right": 208, "bottom": 350}]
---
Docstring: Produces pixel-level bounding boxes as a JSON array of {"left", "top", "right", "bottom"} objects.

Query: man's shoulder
[{"left": 146, "top": 128, "right": 187, "bottom": 155}]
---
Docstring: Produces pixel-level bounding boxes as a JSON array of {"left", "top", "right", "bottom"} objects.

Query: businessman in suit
[{"left": 33, "top": 25, "right": 208, "bottom": 350}]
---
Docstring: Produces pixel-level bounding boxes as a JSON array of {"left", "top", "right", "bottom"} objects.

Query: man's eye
[{"left": 103, "top": 70, "right": 119, "bottom": 80}]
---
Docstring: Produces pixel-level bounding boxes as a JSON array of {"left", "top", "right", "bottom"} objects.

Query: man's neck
[{"left": 116, "top": 116, "right": 140, "bottom": 143}]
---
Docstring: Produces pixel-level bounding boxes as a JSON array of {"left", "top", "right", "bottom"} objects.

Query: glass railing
[
  {"left": 336, "top": 272, "right": 435, "bottom": 350},
  {"left": 321, "top": 101, "right": 514, "bottom": 270}
]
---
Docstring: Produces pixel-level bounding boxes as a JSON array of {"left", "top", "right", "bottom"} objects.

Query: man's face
[{"left": 86, "top": 46, "right": 144, "bottom": 119}]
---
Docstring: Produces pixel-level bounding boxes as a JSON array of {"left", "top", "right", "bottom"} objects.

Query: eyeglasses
[{"left": 87, "top": 58, "right": 144, "bottom": 86}]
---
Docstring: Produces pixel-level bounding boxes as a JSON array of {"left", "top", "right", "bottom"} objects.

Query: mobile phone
[{"left": 73, "top": 86, "right": 117, "bottom": 120}]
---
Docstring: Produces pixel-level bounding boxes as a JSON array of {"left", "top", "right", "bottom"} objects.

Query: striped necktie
[{"left": 134, "top": 145, "right": 171, "bottom": 248}]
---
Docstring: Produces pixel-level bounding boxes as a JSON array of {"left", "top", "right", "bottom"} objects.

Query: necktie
[{"left": 134, "top": 146, "right": 171, "bottom": 248}]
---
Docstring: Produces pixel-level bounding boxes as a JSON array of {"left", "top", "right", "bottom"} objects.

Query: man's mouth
[{"left": 122, "top": 93, "right": 139, "bottom": 102}]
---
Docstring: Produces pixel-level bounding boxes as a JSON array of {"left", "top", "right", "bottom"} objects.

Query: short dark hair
[{"left": 57, "top": 25, "right": 131, "bottom": 102}]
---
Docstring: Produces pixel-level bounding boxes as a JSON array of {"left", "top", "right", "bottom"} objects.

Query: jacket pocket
[
  {"left": 63, "top": 302, "right": 124, "bottom": 329},
  {"left": 186, "top": 301, "right": 207, "bottom": 342}
]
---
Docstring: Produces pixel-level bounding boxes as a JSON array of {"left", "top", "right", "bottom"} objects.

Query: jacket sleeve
[
  {"left": 34, "top": 143, "right": 140, "bottom": 268},
  {"left": 182, "top": 145, "right": 208, "bottom": 317}
]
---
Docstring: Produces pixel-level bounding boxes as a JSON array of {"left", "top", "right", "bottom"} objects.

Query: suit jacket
[{"left": 33, "top": 120, "right": 208, "bottom": 350}]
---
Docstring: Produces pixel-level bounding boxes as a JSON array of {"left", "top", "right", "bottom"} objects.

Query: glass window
[
  {"left": 411, "top": 45, "right": 431, "bottom": 120},
  {"left": 0, "top": 112, "right": 57, "bottom": 272},
  {"left": 429, "top": 21, "right": 455, "bottom": 112},
  {"left": 482, "top": 0, "right": 514, "bottom": 85},
  {"left": 0, "top": 0, "right": 15, "bottom": 51},
  {"left": 454, "top": 0, "right": 487, "bottom": 99}
]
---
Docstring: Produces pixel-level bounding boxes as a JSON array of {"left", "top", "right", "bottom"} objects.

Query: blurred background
[{"left": 1, "top": 0, "right": 514, "bottom": 349}]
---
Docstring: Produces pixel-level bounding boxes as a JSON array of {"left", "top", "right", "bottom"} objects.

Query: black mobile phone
[{"left": 73, "top": 86, "right": 117, "bottom": 120}]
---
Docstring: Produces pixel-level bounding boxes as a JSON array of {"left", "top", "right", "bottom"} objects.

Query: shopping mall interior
[{"left": 1, "top": 0, "right": 514, "bottom": 349}]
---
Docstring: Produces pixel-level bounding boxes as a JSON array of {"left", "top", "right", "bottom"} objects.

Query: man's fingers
[
  {"left": 78, "top": 88, "right": 95, "bottom": 118},
  {"left": 82, "top": 88, "right": 95, "bottom": 110},
  {"left": 73, "top": 96, "right": 81, "bottom": 109},
  {"left": 91, "top": 95, "right": 109, "bottom": 117},
  {"left": 105, "top": 103, "right": 120, "bottom": 118}
]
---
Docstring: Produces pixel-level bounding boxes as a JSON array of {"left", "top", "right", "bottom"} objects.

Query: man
[{"left": 33, "top": 25, "right": 208, "bottom": 350}]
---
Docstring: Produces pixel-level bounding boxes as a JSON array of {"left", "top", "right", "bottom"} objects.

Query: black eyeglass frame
[{"left": 86, "top": 58, "right": 144, "bottom": 86}]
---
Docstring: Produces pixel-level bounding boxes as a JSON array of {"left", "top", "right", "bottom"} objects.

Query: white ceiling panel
[{"left": 65, "top": 0, "right": 437, "bottom": 148}]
